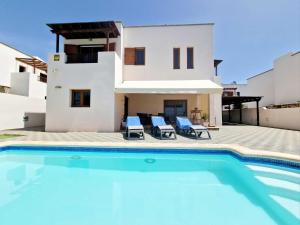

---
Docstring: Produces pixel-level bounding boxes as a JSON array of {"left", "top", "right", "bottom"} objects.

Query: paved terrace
[{"left": 0, "top": 125, "right": 299, "bottom": 155}]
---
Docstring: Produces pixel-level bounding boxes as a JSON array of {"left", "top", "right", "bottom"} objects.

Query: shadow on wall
[{"left": 23, "top": 112, "right": 45, "bottom": 128}]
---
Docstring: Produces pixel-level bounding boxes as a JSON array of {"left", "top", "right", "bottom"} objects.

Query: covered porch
[{"left": 115, "top": 80, "right": 223, "bottom": 129}]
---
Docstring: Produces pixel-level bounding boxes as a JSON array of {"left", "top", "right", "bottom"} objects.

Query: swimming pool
[{"left": 0, "top": 146, "right": 299, "bottom": 225}]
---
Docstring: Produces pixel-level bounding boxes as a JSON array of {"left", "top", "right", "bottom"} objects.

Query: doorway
[{"left": 164, "top": 100, "right": 187, "bottom": 123}]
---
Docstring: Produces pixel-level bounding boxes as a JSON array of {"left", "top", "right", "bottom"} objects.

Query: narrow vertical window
[
  {"left": 135, "top": 48, "right": 145, "bottom": 65},
  {"left": 173, "top": 48, "right": 180, "bottom": 69},
  {"left": 187, "top": 47, "right": 194, "bottom": 69}
]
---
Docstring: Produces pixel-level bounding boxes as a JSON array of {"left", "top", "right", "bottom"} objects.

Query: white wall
[
  {"left": 273, "top": 52, "right": 300, "bottom": 105},
  {"left": 123, "top": 24, "right": 214, "bottom": 81},
  {"left": 46, "top": 52, "right": 122, "bottom": 132},
  {"left": 223, "top": 108, "right": 300, "bottom": 131},
  {"left": 0, "top": 93, "right": 46, "bottom": 130},
  {"left": 10, "top": 72, "right": 46, "bottom": 99}
]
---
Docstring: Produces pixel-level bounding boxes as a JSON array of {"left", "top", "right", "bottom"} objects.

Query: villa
[{"left": 45, "top": 21, "right": 223, "bottom": 132}]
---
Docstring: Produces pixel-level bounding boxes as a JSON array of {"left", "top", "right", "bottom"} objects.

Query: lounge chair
[
  {"left": 125, "top": 116, "right": 145, "bottom": 140},
  {"left": 151, "top": 116, "right": 176, "bottom": 140},
  {"left": 176, "top": 117, "right": 211, "bottom": 139}
]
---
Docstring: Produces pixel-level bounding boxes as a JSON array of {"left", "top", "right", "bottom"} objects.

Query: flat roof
[
  {"left": 125, "top": 23, "right": 214, "bottom": 28},
  {"left": 47, "top": 21, "right": 120, "bottom": 39},
  {"left": 247, "top": 69, "right": 273, "bottom": 80},
  {"left": 222, "top": 96, "right": 262, "bottom": 105}
]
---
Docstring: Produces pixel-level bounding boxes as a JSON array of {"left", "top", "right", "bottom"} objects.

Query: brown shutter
[
  {"left": 64, "top": 44, "right": 78, "bottom": 55},
  {"left": 124, "top": 48, "right": 135, "bottom": 65}
]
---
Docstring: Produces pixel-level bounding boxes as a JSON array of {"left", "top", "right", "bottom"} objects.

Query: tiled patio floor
[{"left": 0, "top": 125, "right": 299, "bottom": 155}]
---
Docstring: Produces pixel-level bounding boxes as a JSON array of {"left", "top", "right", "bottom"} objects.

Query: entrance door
[{"left": 164, "top": 100, "right": 187, "bottom": 123}]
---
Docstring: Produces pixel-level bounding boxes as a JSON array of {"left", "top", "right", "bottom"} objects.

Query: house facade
[{"left": 46, "top": 21, "right": 223, "bottom": 132}]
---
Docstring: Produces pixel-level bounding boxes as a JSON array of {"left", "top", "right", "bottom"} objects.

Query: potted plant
[{"left": 201, "top": 113, "right": 209, "bottom": 127}]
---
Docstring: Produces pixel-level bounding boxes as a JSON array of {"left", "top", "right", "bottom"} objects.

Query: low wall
[
  {"left": 223, "top": 108, "right": 300, "bottom": 131},
  {"left": 0, "top": 93, "right": 46, "bottom": 131}
]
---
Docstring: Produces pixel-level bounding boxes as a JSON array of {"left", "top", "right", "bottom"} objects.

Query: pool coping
[{"left": 0, "top": 141, "right": 299, "bottom": 164}]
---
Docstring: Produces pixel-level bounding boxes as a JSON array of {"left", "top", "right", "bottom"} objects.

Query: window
[
  {"left": 124, "top": 48, "right": 145, "bottom": 65},
  {"left": 187, "top": 47, "right": 194, "bottom": 69},
  {"left": 39, "top": 73, "right": 47, "bottom": 83},
  {"left": 71, "top": 90, "right": 90, "bottom": 107},
  {"left": 135, "top": 48, "right": 145, "bottom": 65},
  {"left": 19, "top": 65, "right": 26, "bottom": 72},
  {"left": 173, "top": 48, "right": 180, "bottom": 69}
]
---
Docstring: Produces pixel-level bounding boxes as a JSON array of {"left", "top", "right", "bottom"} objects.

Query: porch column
[
  {"left": 106, "top": 32, "right": 110, "bottom": 51},
  {"left": 239, "top": 102, "right": 242, "bottom": 124},
  {"left": 209, "top": 93, "right": 222, "bottom": 127},
  {"left": 256, "top": 100, "right": 260, "bottom": 126}
]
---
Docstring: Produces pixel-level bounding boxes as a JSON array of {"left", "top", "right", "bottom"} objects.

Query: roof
[
  {"left": 0, "top": 42, "right": 33, "bottom": 58},
  {"left": 47, "top": 21, "right": 120, "bottom": 39},
  {"left": 16, "top": 57, "right": 47, "bottom": 72},
  {"left": 115, "top": 80, "right": 223, "bottom": 94},
  {"left": 247, "top": 69, "right": 273, "bottom": 80},
  {"left": 222, "top": 96, "right": 262, "bottom": 105},
  {"left": 125, "top": 23, "right": 214, "bottom": 28}
]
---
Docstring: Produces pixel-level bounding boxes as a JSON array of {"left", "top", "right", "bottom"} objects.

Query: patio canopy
[
  {"left": 16, "top": 57, "right": 47, "bottom": 72},
  {"left": 115, "top": 80, "right": 223, "bottom": 94}
]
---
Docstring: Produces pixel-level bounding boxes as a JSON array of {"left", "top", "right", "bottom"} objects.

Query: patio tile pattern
[{"left": 0, "top": 125, "right": 299, "bottom": 155}]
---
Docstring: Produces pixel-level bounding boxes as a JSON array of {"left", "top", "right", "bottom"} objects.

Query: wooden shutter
[
  {"left": 64, "top": 44, "right": 78, "bottom": 55},
  {"left": 124, "top": 48, "right": 135, "bottom": 65}
]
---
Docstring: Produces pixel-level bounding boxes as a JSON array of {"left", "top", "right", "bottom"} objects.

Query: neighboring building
[
  {"left": 223, "top": 52, "right": 300, "bottom": 108},
  {"left": 0, "top": 42, "right": 47, "bottom": 130},
  {"left": 0, "top": 42, "right": 47, "bottom": 99},
  {"left": 222, "top": 52, "right": 300, "bottom": 130},
  {"left": 45, "top": 21, "right": 223, "bottom": 132}
]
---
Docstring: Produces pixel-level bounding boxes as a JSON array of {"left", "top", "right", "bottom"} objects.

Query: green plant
[{"left": 201, "top": 113, "right": 208, "bottom": 121}]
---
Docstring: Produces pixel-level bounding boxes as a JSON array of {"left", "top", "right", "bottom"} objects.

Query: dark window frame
[
  {"left": 173, "top": 48, "right": 180, "bottom": 69},
  {"left": 187, "top": 47, "right": 194, "bottom": 69},
  {"left": 71, "top": 89, "right": 91, "bottom": 107}
]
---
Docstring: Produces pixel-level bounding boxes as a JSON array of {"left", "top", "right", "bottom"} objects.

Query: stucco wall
[
  {"left": 123, "top": 24, "right": 214, "bottom": 81},
  {"left": 223, "top": 108, "right": 300, "bottom": 131},
  {"left": 10, "top": 72, "right": 46, "bottom": 99},
  {"left": 0, "top": 93, "right": 46, "bottom": 130},
  {"left": 46, "top": 52, "right": 121, "bottom": 132},
  {"left": 273, "top": 52, "right": 300, "bottom": 105}
]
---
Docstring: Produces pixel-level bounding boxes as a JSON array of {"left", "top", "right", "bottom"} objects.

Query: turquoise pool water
[{"left": 0, "top": 147, "right": 299, "bottom": 225}]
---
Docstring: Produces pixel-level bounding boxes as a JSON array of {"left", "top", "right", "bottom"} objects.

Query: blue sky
[{"left": 0, "top": 0, "right": 299, "bottom": 83}]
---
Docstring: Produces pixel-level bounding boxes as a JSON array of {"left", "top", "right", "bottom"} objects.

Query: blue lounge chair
[
  {"left": 176, "top": 117, "right": 211, "bottom": 139},
  {"left": 151, "top": 116, "right": 176, "bottom": 140},
  {"left": 125, "top": 116, "right": 145, "bottom": 140}
]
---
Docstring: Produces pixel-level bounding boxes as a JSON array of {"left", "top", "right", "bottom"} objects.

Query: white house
[
  {"left": 222, "top": 52, "right": 300, "bottom": 130},
  {"left": 223, "top": 52, "right": 300, "bottom": 108},
  {"left": 45, "top": 21, "right": 223, "bottom": 132},
  {"left": 0, "top": 42, "right": 47, "bottom": 130}
]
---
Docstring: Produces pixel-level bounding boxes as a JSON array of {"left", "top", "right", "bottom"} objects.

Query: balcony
[{"left": 66, "top": 53, "right": 98, "bottom": 64}]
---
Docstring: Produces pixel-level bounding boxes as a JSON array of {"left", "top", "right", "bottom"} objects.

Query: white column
[{"left": 209, "top": 93, "right": 222, "bottom": 127}]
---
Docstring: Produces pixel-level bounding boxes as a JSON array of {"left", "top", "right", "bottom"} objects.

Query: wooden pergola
[
  {"left": 47, "top": 21, "right": 120, "bottom": 52},
  {"left": 16, "top": 57, "right": 47, "bottom": 73},
  {"left": 222, "top": 96, "right": 262, "bottom": 126}
]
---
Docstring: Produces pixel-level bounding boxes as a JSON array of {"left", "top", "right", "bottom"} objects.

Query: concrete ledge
[{"left": 0, "top": 141, "right": 299, "bottom": 163}]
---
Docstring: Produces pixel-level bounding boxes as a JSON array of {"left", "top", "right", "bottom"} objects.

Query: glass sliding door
[{"left": 164, "top": 100, "right": 187, "bottom": 123}]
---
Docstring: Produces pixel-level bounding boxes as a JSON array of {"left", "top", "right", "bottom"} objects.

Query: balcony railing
[{"left": 66, "top": 53, "right": 98, "bottom": 64}]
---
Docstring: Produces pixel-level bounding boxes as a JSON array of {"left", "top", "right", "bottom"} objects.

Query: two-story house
[{"left": 45, "top": 21, "right": 222, "bottom": 132}]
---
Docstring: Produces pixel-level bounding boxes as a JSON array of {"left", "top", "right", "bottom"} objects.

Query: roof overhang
[
  {"left": 16, "top": 57, "right": 47, "bottom": 72},
  {"left": 222, "top": 96, "right": 262, "bottom": 105},
  {"left": 47, "top": 21, "right": 120, "bottom": 39},
  {"left": 115, "top": 80, "right": 223, "bottom": 94}
]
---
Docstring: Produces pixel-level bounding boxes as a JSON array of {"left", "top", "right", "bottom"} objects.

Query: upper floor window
[
  {"left": 187, "top": 47, "right": 194, "bottom": 69},
  {"left": 71, "top": 90, "right": 90, "bottom": 107},
  {"left": 19, "top": 65, "right": 26, "bottom": 72},
  {"left": 124, "top": 48, "right": 145, "bottom": 65},
  {"left": 173, "top": 48, "right": 180, "bottom": 69}
]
